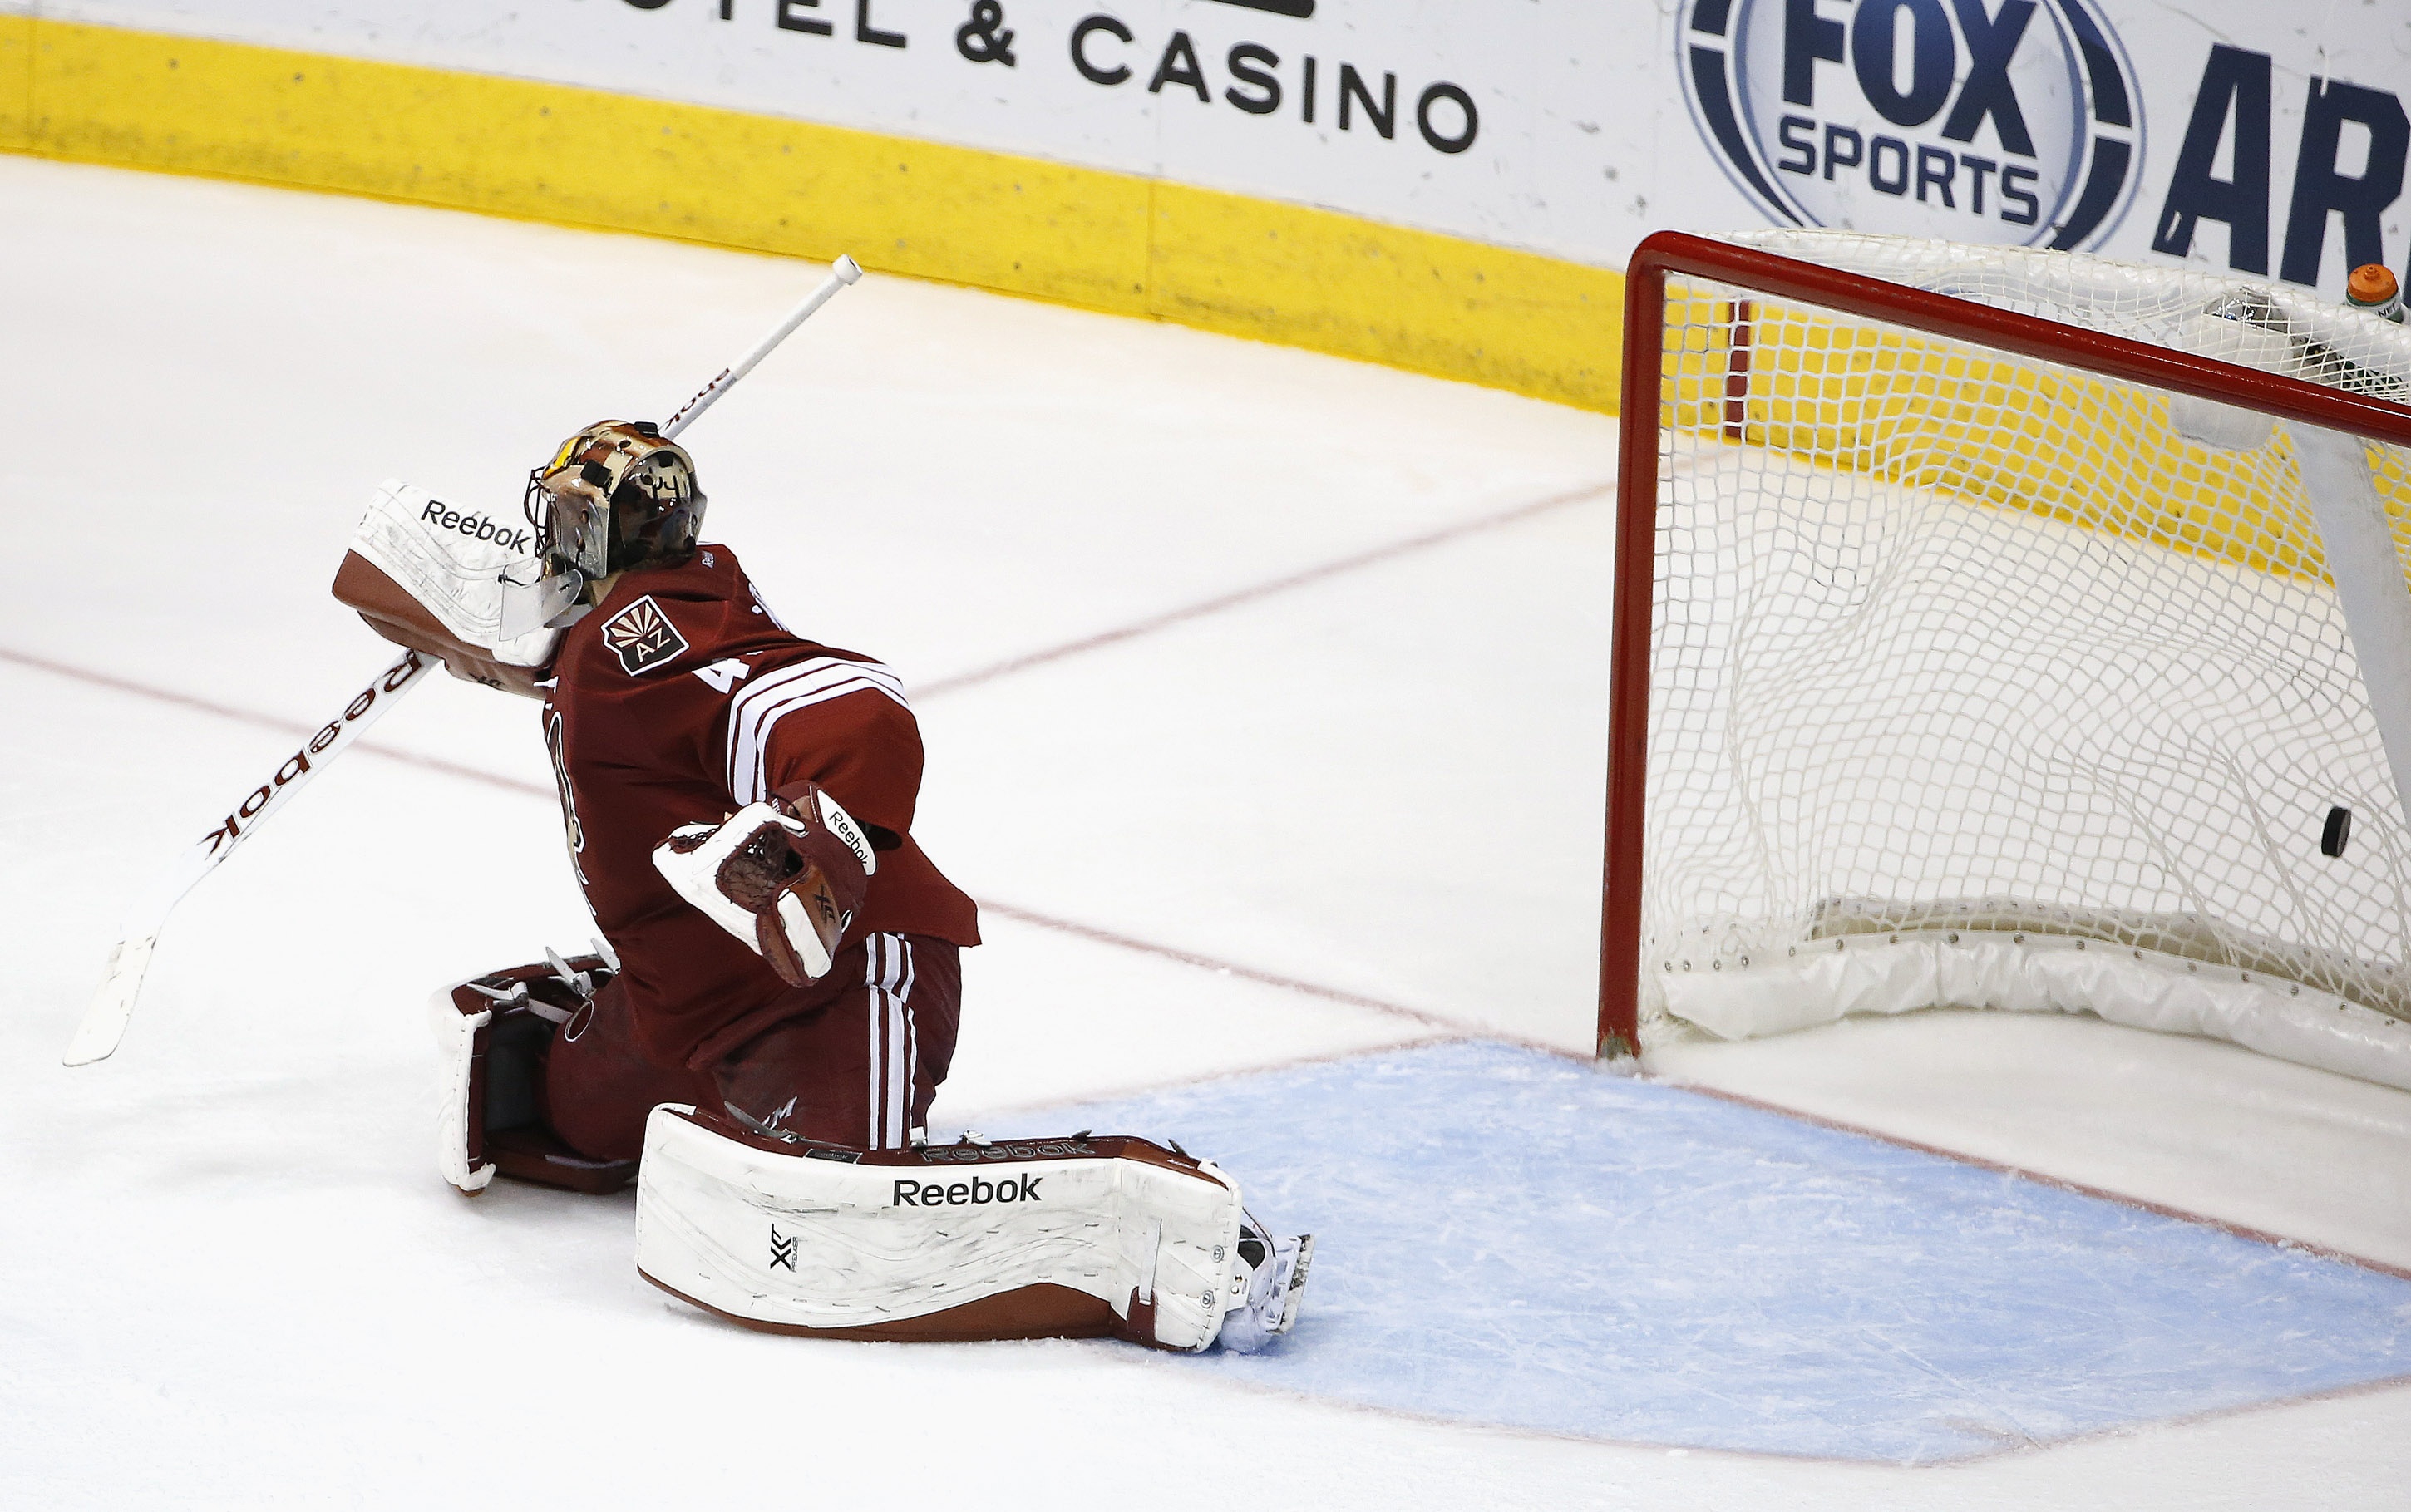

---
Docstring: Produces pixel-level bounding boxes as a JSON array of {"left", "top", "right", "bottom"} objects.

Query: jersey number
[
  {"left": 694, "top": 657, "right": 751, "bottom": 694},
  {"left": 545, "top": 709, "right": 589, "bottom": 884}
]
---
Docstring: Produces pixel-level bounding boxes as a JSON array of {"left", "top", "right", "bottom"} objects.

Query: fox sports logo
[{"left": 1680, "top": 0, "right": 2144, "bottom": 249}]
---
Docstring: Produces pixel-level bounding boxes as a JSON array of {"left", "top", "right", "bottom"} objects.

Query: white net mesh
[{"left": 1641, "top": 232, "right": 2411, "bottom": 1090}]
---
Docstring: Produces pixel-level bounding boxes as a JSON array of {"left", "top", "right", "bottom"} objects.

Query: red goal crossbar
[{"left": 1596, "top": 231, "right": 2411, "bottom": 1059}]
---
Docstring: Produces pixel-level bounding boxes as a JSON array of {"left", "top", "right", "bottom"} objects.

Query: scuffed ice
[{"left": 997, "top": 1042, "right": 2411, "bottom": 1463}]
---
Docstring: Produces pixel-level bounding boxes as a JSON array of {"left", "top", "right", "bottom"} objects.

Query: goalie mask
[{"left": 525, "top": 421, "right": 707, "bottom": 584}]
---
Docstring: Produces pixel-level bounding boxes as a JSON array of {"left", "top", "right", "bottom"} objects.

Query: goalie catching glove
[{"left": 652, "top": 782, "right": 876, "bottom": 986}]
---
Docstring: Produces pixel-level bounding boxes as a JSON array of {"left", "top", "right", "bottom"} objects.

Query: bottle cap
[{"left": 2347, "top": 263, "right": 2399, "bottom": 307}]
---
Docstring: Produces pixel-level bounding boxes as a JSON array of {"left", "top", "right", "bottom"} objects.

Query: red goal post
[{"left": 1599, "top": 231, "right": 2411, "bottom": 1067}]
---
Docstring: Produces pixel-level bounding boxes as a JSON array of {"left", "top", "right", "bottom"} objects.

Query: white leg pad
[{"left": 634, "top": 1106, "right": 1248, "bottom": 1351}]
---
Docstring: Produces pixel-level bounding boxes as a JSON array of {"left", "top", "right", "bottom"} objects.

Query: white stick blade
[{"left": 65, "top": 936, "right": 156, "bottom": 1066}]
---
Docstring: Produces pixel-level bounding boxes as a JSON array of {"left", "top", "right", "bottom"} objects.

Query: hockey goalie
[{"left": 333, "top": 421, "right": 1309, "bottom": 1352}]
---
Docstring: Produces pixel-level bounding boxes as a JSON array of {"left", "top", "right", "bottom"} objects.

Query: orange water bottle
[{"left": 2348, "top": 263, "right": 2404, "bottom": 323}]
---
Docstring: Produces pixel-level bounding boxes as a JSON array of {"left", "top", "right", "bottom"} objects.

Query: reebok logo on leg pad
[{"left": 895, "top": 1174, "right": 1041, "bottom": 1205}]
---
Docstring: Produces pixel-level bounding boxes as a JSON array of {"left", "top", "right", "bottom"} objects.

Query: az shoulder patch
[{"left": 600, "top": 595, "right": 690, "bottom": 676}]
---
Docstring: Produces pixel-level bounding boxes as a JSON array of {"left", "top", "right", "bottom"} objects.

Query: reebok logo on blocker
[{"left": 417, "top": 497, "right": 533, "bottom": 554}]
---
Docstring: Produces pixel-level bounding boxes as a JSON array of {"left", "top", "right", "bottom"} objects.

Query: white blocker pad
[
  {"left": 349, "top": 479, "right": 569, "bottom": 666},
  {"left": 635, "top": 1106, "right": 1249, "bottom": 1350}
]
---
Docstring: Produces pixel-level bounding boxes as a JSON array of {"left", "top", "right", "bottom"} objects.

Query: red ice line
[
  {"left": 0, "top": 642, "right": 540, "bottom": 796},
  {"left": 918, "top": 480, "right": 1613, "bottom": 696},
  {"left": 974, "top": 899, "right": 1461, "bottom": 1031}
]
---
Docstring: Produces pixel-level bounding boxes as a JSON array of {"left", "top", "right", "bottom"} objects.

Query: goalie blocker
[
  {"left": 332, "top": 479, "right": 575, "bottom": 699},
  {"left": 634, "top": 1107, "right": 1313, "bottom": 1352}
]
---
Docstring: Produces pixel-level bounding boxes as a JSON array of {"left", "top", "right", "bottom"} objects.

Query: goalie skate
[
  {"left": 634, "top": 1106, "right": 1267, "bottom": 1350},
  {"left": 1218, "top": 1223, "right": 1314, "bottom": 1353}
]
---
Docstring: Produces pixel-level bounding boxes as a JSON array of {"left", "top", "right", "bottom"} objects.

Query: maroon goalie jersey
[{"left": 541, "top": 544, "right": 979, "bottom": 1070}]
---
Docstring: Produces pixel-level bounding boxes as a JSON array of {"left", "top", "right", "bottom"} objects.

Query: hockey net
[{"left": 1604, "top": 230, "right": 2411, "bottom": 1092}]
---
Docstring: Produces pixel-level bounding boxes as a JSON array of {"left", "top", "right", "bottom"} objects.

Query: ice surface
[
  {"left": 997, "top": 1041, "right": 2411, "bottom": 1463},
  {"left": 1653, "top": 1011, "right": 2411, "bottom": 1273},
  {"left": 3, "top": 155, "right": 2410, "bottom": 1508}
]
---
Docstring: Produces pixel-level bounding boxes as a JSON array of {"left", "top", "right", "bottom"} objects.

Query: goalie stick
[
  {"left": 65, "top": 254, "right": 865, "bottom": 1066},
  {"left": 62, "top": 651, "right": 436, "bottom": 1066}
]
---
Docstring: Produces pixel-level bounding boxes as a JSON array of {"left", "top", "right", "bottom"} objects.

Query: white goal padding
[{"left": 1666, "top": 930, "right": 2411, "bottom": 1091}]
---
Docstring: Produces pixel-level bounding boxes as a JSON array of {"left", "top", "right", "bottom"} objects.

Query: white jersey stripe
[
  {"left": 725, "top": 654, "right": 908, "bottom": 805},
  {"left": 864, "top": 936, "right": 885, "bottom": 1150},
  {"left": 723, "top": 660, "right": 906, "bottom": 790},
  {"left": 727, "top": 658, "right": 908, "bottom": 803},
  {"left": 735, "top": 655, "right": 908, "bottom": 714},
  {"left": 852, "top": 933, "right": 921, "bottom": 1150},
  {"left": 859, "top": 932, "right": 915, "bottom": 1150},
  {"left": 736, "top": 653, "right": 906, "bottom": 709},
  {"left": 734, "top": 678, "right": 902, "bottom": 800},
  {"left": 900, "top": 938, "right": 919, "bottom": 1145},
  {"left": 886, "top": 993, "right": 905, "bottom": 1149},
  {"left": 885, "top": 934, "right": 909, "bottom": 1148}
]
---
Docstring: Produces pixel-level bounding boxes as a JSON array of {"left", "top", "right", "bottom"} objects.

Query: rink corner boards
[{"left": 0, "top": 15, "right": 1624, "bottom": 414}]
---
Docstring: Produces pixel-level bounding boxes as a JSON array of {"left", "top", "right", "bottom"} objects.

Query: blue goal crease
[{"left": 986, "top": 1040, "right": 2411, "bottom": 1465}]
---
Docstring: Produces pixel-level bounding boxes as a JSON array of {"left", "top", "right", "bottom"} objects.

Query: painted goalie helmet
[{"left": 525, "top": 420, "right": 707, "bottom": 581}]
